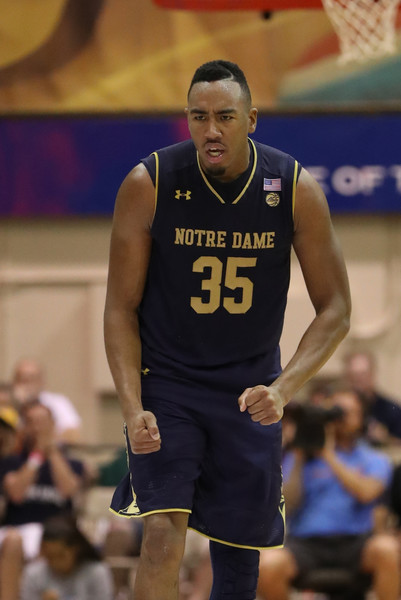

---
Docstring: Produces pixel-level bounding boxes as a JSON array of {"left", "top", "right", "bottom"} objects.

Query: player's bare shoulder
[
  {"left": 113, "top": 162, "right": 156, "bottom": 230},
  {"left": 293, "top": 167, "right": 332, "bottom": 235}
]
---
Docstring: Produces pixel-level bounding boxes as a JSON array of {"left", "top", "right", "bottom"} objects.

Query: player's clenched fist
[
  {"left": 238, "top": 385, "right": 285, "bottom": 425},
  {"left": 127, "top": 410, "right": 161, "bottom": 454}
]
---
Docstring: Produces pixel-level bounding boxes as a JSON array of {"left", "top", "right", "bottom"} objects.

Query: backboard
[
  {"left": 153, "top": 1, "right": 322, "bottom": 9},
  {"left": 153, "top": 0, "right": 400, "bottom": 64}
]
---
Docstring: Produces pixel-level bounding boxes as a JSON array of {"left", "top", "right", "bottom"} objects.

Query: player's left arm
[{"left": 239, "top": 168, "right": 351, "bottom": 424}]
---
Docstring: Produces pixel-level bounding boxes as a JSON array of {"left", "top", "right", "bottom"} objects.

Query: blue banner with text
[{"left": 0, "top": 113, "right": 399, "bottom": 216}]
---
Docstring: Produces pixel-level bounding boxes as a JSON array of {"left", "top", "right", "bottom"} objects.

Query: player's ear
[{"left": 248, "top": 108, "right": 258, "bottom": 134}]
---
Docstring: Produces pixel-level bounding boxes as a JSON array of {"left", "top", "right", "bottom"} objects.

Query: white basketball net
[{"left": 321, "top": 0, "right": 400, "bottom": 63}]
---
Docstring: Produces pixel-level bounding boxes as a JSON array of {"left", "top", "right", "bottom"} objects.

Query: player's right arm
[{"left": 104, "top": 163, "right": 161, "bottom": 454}]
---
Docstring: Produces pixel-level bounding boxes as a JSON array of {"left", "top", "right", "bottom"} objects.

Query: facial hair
[{"left": 203, "top": 164, "right": 226, "bottom": 179}]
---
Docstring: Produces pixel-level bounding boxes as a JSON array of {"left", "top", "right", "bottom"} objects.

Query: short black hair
[
  {"left": 188, "top": 60, "right": 252, "bottom": 105},
  {"left": 42, "top": 516, "right": 102, "bottom": 563}
]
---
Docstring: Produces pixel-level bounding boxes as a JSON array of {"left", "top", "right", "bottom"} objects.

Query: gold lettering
[
  {"left": 174, "top": 228, "right": 185, "bottom": 245},
  {"left": 184, "top": 229, "right": 194, "bottom": 245},
  {"left": 216, "top": 231, "right": 227, "bottom": 248},
  {"left": 176, "top": 228, "right": 274, "bottom": 249},
  {"left": 266, "top": 232, "right": 275, "bottom": 248},
  {"left": 252, "top": 232, "right": 266, "bottom": 249},
  {"left": 232, "top": 232, "right": 242, "bottom": 248},
  {"left": 205, "top": 230, "right": 216, "bottom": 247},
  {"left": 194, "top": 229, "right": 206, "bottom": 246},
  {"left": 242, "top": 233, "right": 252, "bottom": 249}
]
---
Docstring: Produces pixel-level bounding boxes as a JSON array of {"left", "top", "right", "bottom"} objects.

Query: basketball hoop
[
  {"left": 321, "top": 0, "right": 400, "bottom": 63},
  {"left": 153, "top": 0, "right": 400, "bottom": 64}
]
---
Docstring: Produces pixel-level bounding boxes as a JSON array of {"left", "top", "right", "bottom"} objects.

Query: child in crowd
[{"left": 20, "top": 515, "right": 114, "bottom": 600}]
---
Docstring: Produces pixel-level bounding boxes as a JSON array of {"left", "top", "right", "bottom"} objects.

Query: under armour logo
[{"left": 175, "top": 189, "right": 191, "bottom": 200}]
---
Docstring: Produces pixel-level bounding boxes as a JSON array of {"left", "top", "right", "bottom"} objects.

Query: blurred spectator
[
  {"left": 0, "top": 405, "right": 19, "bottom": 458},
  {"left": 0, "top": 401, "right": 85, "bottom": 600},
  {"left": 257, "top": 385, "right": 399, "bottom": 600},
  {"left": 388, "top": 461, "right": 401, "bottom": 530},
  {"left": 180, "top": 531, "right": 212, "bottom": 600},
  {"left": 281, "top": 405, "right": 297, "bottom": 459},
  {"left": 12, "top": 358, "right": 82, "bottom": 443},
  {"left": 282, "top": 377, "right": 339, "bottom": 457},
  {"left": 20, "top": 514, "right": 114, "bottom": 600},
  {"left": 344, "top": 350, "right": 401, "bottom": 445},
  {"left": 307, "top": 375, "right": 339, "bottom": 408},
  {"left": 97, "top": 446, "right": 128, "bottom": 488},
  {"left": 95, "top": 446, "right": 142, "bottom": 598},
  {"left": 0, "top": 382, "right": 16, "bottom": 408}
]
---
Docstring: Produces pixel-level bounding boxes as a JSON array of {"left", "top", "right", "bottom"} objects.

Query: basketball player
[{"left": 104, "top": 60, "right": 351, "bottom": 600}]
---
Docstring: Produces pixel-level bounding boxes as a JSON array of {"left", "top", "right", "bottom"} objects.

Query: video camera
[{"left": 286, "top": 403, "right": 344, "bottom": 458}]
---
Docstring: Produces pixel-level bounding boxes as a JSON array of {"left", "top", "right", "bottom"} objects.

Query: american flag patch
[{"left": 263, "top": 178, "right": 281, "bottom": 191}]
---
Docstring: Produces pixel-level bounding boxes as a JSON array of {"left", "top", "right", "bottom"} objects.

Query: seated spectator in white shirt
[{"left": 12, "top": 358, "right": 81, "bottom": 443}]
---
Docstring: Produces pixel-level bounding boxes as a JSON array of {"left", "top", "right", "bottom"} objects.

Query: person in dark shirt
[
  {"left": 344, "top": 350, "right": 401, "bottom": 445},
  {"left": 0, "top": 403, "right": 19, "bottom": 457},
  {"left": 0, "top": 401, "right": 85, "bottom": 600}
]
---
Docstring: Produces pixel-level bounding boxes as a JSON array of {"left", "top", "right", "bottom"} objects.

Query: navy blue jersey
[{"left": 140, "top": 138, "right": 299, "bottom": 392}]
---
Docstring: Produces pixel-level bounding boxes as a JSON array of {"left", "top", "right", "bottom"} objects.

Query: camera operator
[{"left": 257, "top": 385, "right": 400, "bottom": 600}]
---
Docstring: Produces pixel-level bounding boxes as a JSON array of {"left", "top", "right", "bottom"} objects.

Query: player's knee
[{"left": 141, "top": 515, "right": 186, "bottom": 566}]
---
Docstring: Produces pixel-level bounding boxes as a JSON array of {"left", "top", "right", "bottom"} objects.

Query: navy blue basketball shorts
[{"left": 110, "top": 376, "right": 285, "bottom": 550}]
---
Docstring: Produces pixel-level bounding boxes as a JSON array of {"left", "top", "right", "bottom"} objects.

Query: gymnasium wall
[{"left": 1, "top": 214, "right": 401, "bottom": 444}]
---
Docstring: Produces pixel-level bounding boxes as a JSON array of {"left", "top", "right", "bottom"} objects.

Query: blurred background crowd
[{"left": 1, "top": 351, "right": 401, "bottom": 599}]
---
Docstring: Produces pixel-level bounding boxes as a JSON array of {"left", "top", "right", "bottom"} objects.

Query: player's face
[{"left": 186, "top": 80, "right": 257, "bottom": 183}]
